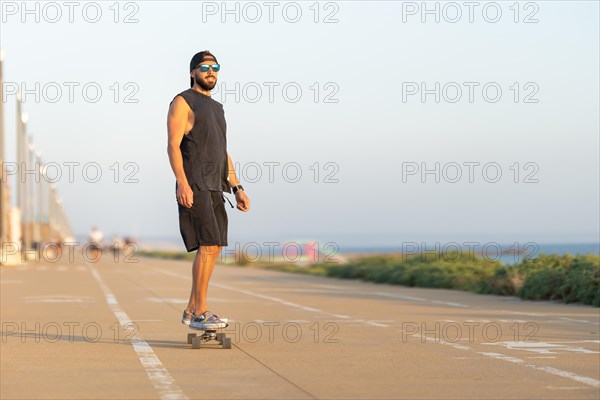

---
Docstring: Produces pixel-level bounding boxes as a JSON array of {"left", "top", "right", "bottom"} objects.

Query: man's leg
[{"left": 185, "top": 245, "right": 222, "bottom": 315}]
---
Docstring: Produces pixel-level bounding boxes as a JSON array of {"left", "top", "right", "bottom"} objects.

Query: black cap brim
[{"left": 190, "top": 51, "right": 218, "bottom": 72}]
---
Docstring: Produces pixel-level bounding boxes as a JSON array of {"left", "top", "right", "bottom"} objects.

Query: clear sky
[{"left": 1, "top": 1, "right": 599, "bottom": 249}]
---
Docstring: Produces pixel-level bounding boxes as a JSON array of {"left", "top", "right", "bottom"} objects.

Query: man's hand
[
  {"left": 177, "top": 183, "right": 194, "bottom": 208},
  {"left": 235, "top": 190, "right": 250, "bottom": 212}
]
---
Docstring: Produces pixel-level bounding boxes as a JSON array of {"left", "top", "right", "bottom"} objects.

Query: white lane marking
[
  {"left": 431, "top": 300, "right": 471, "bottom": 308},
  {"left": 253, "top": 319, "right": 310, "bottom": 324},
  {"left": 158, "top": 268, "right": 600, "bottom": 328},
  {"left": 528, "top": 366, "right": 600, "bottom": 388},
  {"left": 145, "top": 297, "right": 237, "bottom": 304},
  {"left": 374, "top": 292, "right": 427, "bottom": 302},
  {"left": 558, "top": 317, "right": 590, "bottom": 323},
  {"left": 491, "top": 310, "right": 599, "bottom": 326},
  {"left": 155, "top": 268, "right": 355, "bottom": 321},
  {"left": 295, "top": 281, "right": 594, "bottom": 327},
  {"left": 316, "top": 319, "right": 365, "bottom": 324},
  {"left": 506, "top": 311, "right": 543, "bottom": 317},
  {"left": 402, "top": 329, "right": 600, "bottom": 388},
  {"left": 88, "top": 265, "right": 188, "bottom": 400},
  {"left": 479, "top": 352, "right": 600, "bottom": 388},
  {"left": 482, "top": 341, "right": 600, "bottom": 355},
  {"left": 366, "top": 321, "right": 389, "bottom": 327},
  {"left": 479, "top": 351, "right": 525, "bottom": 363},
  {"left": 167, "top": 269, "right": 589, "bottom": 332},
  {"left": 156, "top": 269, "right": 324, "bottom": 311},
  {"left": 546, "top": 386, "right": 591, "bottom": 390},
  {"left": 146, "top": 297, "right": 187, "bottom": 304},
  {"left": 314, "top": 314, "right": 351, "bottom": 319},
  {"left": 314, "top": 284, "right": 346, "bottom": 290},
  {"left": 216, "top": 283, "right": 323, "bottom": 312},
  {"left": 57, "top": 266, "right": 68, "bottom": 272},
  {"left": 374, "top": 292, "right": 471, "bottom": 308},
  {"left": 21, "top": 295, "right": 95, "bottom": 303},
  {"left": 154, "top": 267, "right": 600, "bottom": 353},
  {"left": 250, "top": 288, "right": 351, "bottom": 293},
  {"left": 130, "top": 319, "right": 164, "bottom": 322}
]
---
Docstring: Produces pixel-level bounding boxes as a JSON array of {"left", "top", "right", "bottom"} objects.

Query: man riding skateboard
[{"left": 167, "top": 50, "right": 250, "bottom": 330}]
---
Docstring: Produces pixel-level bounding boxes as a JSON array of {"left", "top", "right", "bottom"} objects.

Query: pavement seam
[{"left": 229, "top": 344, "right": 319, "bottom": 400}]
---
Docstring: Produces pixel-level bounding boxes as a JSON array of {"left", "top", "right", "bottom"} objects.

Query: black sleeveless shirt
[{"left": 172, "top": 89, "right": 231, "bottom": 194}]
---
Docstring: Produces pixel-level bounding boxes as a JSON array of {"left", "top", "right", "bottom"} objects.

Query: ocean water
[
  {"left": 124, "top": 236, "right": 600, "bottom": 266},
  {"left": 336, "top": 243, "right": 600, "bottom": 265}
]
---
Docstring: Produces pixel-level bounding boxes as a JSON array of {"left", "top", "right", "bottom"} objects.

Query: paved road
[{"left": 1, "top": 252, "right": 599, "bottom": 399}]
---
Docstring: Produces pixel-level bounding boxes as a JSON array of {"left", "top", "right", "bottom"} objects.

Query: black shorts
[{"left": 177, "top": 188, "right": 229, "bottom": 252}]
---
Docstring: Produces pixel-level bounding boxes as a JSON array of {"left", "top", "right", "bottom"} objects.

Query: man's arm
[
  {"left": 167, "top": 96, "right": 193, "bottom": 208},
  {"left": 226, "top": 152, "right": 250, "bottom": 211},
  {"left": 226, "top": 152, "right": 240, "bottom": 187}
]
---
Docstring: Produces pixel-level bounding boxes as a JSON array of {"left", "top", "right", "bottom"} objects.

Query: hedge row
[
  {"left": 272, "top": 252, "right": 600, "bottom": 307},
  {"left": 139, "top": 249, "right": 600, "bottom": 306}
]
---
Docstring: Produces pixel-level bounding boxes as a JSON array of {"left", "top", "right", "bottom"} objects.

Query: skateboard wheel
[
  {"left": 192, "top": 337, "right": 202, "bottom": 349},
  {"left": 187, "top": 333, "right": 197, "bottom": 344},
  {"left": 216, "top": 332, "right": 226, "bottom": 342},
  {"left": 222, "top": 337, "right": 232, "bottom": 349}
]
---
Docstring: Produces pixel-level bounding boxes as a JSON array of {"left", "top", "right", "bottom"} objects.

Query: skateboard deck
[{"left": 187, "top": 324, "right": 231, "bottom": 349}]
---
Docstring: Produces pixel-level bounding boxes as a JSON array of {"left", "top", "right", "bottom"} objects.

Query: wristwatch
[{"left": 232, "top": 184, "right": 244, "bottom": 194}]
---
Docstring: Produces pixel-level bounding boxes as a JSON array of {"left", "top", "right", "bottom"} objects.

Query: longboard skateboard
[{"left": 187, "top": 324, "right": 231, "bottom": 349}]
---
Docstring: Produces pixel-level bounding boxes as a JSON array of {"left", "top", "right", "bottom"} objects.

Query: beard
[{"left": 194, "top": 74, "right": 217, "bottom": 91}]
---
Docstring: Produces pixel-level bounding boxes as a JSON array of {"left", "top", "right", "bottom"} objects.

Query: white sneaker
[{"left": 190, "top": 311, "right": 226, "bottom": 330}]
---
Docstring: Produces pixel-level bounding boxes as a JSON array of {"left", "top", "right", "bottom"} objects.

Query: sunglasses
[{"left": 195, "top": 64, "right": 221, "bottom": 72}]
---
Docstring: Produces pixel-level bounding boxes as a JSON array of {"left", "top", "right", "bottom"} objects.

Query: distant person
[
  {"left": 88, "top": 226, "right": 104, "bottom": 261},
  {"left": 167, "top": 50, "right": 250, "bottom": 330},
  {"left": 123, "top": 236, "right": 136, "bottom": 257},
  {"left": 88, "top": 226, "right": 104, "bottom": 247},
  {"left": 110, "top": 235, "right": 124, "bottom": 256}
]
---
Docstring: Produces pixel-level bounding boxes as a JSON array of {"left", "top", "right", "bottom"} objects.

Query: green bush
[
  {"left": 141, "top": 248, "right": 599, "bottom": 307},
  {"left": 562, "top": 257, "right": 600, "bottom": 306},
  {"left": 410, "top": 264, "right": 453, "bottom": 288},
  {"left": 321, "top": 252, "right": 599, "bottom": 306},
  {"left": 519, "top": 268, "right": 566, "bottom": 300},
  {"left": 515, "top": 254, "right": 600, "bottom": 306},
  {"left": 480, "top": 266, "right": 517, "bottom": 296}
]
